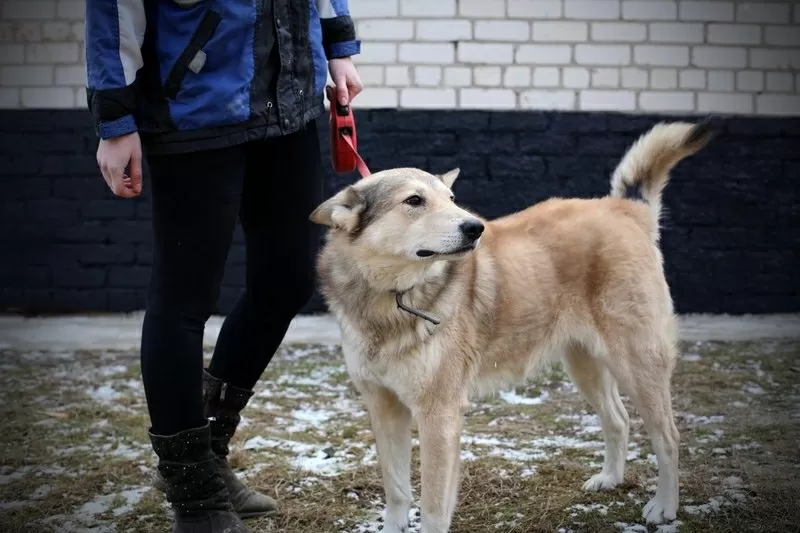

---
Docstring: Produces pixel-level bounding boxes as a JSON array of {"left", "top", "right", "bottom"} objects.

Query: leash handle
[{"left": 327, "top": 86, "right": 371, "bottom": 178}]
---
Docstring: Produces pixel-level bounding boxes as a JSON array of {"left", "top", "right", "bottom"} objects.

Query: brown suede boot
[
  {"left": 153, "top": 371, "right": 278, "bottom": 519},
  {"left": 149, "top": 424, "right": 251, "bottom": 533}
]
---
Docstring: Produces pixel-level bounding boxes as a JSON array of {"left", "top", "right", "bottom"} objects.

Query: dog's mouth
[{"left": 416, "top": 243, "right": 476, "bottom": 258}]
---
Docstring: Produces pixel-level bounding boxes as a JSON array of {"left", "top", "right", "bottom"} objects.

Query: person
[{"left": 84, "top": 1, "right": 363, "bottom": 531}]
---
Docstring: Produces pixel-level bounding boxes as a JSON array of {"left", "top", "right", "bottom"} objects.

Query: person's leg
[
  {"left": 198, "top": 121, "right": 325, "bottom": 515},
  {"left": 208, "top": 120, "right": 324, "bottom": 387},
  {"left": 142, "top": 144, "right": 250, "bottom": 533}
]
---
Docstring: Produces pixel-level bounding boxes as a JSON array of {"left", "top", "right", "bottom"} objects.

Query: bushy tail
[{"left": 610, "top": 121, "right": 716, "bottom": 236}]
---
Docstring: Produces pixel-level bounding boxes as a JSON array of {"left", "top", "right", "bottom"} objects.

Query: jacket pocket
[{"left": 163, "top": 9, "right": 222, "bottom": 101}]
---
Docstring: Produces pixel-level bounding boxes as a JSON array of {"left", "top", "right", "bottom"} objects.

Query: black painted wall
[{"left": 0, "top": 109, "right": 797, "bottom": 315}]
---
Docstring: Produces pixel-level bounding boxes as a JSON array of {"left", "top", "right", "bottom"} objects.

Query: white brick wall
[{"left": 1, "top": 0, "right": 798, "bottom": 115}]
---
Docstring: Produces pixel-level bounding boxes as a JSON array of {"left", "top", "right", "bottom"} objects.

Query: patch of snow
[
  {"left": 0, "top": 466, "right": 32, "bottom": 485},
  {"left": 243, "top": 436, "right": 363, "bottom": 476},
  {"left": 732, "top": 442, "right": 761, "bottom": 451},
  {"left": 31, "top": 484, "right": 52, "bottom": 499},
  {"left": 256, "top": 387, "right": 310, "bottom": 399},
  {"left": 568, "top": 502, "right": 620, "bottom": 516},
  {"left": 37, "top": 465, "right": 68, "bottom": 476},
  {"left": 292, "top": 447, "right": 350, "bottom": 476},
  {"left": 290, "top": 406, "right": 337, "bottom": 426},
  {"left": 615, "top": 522, "right": 648, "bottom": 533},
  {"left": 684, "top": 476, "right": 748, "bottom": 517},
  {"left": 684, "top": 497, "right": 724, "bottom": 515},
  {"left": 86, "top": 384, "right": 121, "bottom": 402},
  {"left": 681, "top": 414, "right": 725, "bottom": 426},
  {"left": 103, "top": 442, "right": 147, "bottom": 460},
  {"left": 49, "top": 440, "right": 145, "bottom": 460},
  {"left": 723, "top": 476, "right": 743, "bottom": 489},
  {"left": 657, "top": 522, "right": 683, "bottom": 533},
  {"left": 557, "top": 413, "right": 602, "bottom": 434},
  {"left": 347, "top": 505, "right": 421, "bottom": 533},
  {"left": 460, "top": 449, "right": 478, "bottom": 461},
  {"left": 743, "top": 383, "right": 766, "bottom": 395},
  {"left": 498, "top": 388, "right": 550, "bottom": 405},
  {"left": 360, "top": 444, "right": 377, "bottom": 466},
  {"left": 99, "top": 364, "right": 129, "bottom": 377},
  {"left": 0, "top": 500, "right": 32, "bottom": 510},
  {"left": 244, "top": 436, "right": 312, "bottom": 453},
  {"left": 111, "top": 487, "right": 150, "bottom": 516},
  {"left": 41, "top": 514, "right": 117, "bottom": 533},
  {"left": 460, "top": 432, "right": 604, "bottom": 464},
  {"left": 77, "top": 486, "right": 149, "bottom": 517},
  {"left": 616, "top": 521, "right": 682, "bottom": 533},
  {"left": 696, "top": 429, "right": 725, "bottom": 444}
]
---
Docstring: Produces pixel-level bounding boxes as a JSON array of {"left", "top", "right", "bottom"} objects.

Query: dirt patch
[{"left": 0, "top": 340, "right": 798, "bottom": 532}]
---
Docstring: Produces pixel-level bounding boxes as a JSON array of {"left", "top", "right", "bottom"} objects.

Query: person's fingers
[
  {"left": 114, "top": 171, "right": 137, "bottom": 198},
  {"left": 116, "top": 185, "right": 137, "bottom": 199},
  {"left": 129, "top": 145, "right": 143, "bottom": 195},
  {"left": 348, "top": 79, "right": 363, "bottom": 102},
  {"left": 334, "top": 75, "right": 349, "bottom": 106},
  {"left": 106, "top": 162, "right": 133, "bottom": 198}
]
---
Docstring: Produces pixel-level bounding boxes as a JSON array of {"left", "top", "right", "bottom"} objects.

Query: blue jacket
[{"left": 85, "top": 0, "right": 360, "bottom": 154}]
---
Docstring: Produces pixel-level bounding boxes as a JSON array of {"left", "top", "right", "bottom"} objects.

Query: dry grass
[{"left": 0, "top": 339, "right": 798, "bottom": 533}]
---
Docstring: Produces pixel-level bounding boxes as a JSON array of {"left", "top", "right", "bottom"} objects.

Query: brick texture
[
  {"left": 1, "top": 109, "right": 798, "bottom": 315},
  {"left": 1, "top": 0, "right": 798, "bottom": 115}
]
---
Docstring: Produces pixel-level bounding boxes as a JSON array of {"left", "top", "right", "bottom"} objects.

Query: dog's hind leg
[
  {"left": 417, "top": 404, "right": 463, "bottom": 533},
  {"left": 610, "top": 339, "right": 680, "bottom": 525},
  {"left": 362, "top": 386, "right": 414, "bottom": 533},
  {"left": 563, "top": 344, "right": 630, "bottom": 492}
]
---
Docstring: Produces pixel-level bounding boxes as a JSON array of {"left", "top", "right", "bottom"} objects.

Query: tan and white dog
[{"left": 310, "top": 122, "right": 714, "bottom": 533}]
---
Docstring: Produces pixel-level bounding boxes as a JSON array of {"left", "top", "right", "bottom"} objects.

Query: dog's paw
[
  {"left": 642, "top": 494, "right": 678, "bottom": 524},
  {"left": 582, "top": 472, "right": 622, "bottom": 492},
  {"left": 383, "top": 507, "right": 412, "bottom": 533}
]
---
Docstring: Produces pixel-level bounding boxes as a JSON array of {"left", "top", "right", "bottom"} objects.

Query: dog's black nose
[{"left": 460, "top": 220, "right": 484, "bottom": 240}]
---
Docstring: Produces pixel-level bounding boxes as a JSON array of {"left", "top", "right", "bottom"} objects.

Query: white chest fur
[{"left": 339, "top": 315, "right": 445, "bottom": 402}]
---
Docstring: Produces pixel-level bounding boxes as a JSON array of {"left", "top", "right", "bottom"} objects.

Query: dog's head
[{"left": 310, "top": 167, "right": 484, "bottom": 263}]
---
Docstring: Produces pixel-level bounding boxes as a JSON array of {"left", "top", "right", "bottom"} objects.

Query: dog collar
[{"left": 394, "top": 291, "right": 441, "bottom": 326}]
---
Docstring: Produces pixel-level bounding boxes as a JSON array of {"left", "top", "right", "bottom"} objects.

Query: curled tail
[{"left": 610, "top": 121, "right": 716, "bottom": 238}]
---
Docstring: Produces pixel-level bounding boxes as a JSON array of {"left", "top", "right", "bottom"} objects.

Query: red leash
[{"left": 327, "top": 86, "right": 371, "bottom": 178}]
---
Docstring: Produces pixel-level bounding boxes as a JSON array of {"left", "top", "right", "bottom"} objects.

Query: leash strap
[{"left": 339, "top": 131, "right": 371, "bottom": 178}]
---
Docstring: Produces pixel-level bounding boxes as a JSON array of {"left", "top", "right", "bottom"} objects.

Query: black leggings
[{"left": 141, "top": 122, "right": 324, "bottom": 436}]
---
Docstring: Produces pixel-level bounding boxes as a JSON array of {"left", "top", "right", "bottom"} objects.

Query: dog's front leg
[
  {"left": 417, "top": 405, "right": 463, "bottom": 533},
  {"left": 362, "top": 385, "right": 414, "bottom": 533}
]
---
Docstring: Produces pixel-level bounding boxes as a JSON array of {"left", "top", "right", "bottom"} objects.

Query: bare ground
[{"left": 0, "top": 339, "right": 798, "bottom": 533}]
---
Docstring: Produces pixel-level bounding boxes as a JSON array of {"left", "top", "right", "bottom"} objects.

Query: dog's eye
[
  {"left": 404, "top": 195, "right": 423, "bottom": 206},
  {"left": 449, "top": 195, "right": 455, "bottom": 202}
]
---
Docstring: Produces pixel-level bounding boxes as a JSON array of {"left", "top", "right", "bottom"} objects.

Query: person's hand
[
  {"left": 96, "top": 132, "right": 143, "bottom": 198},
  {"left": 328, "top": 57, "right": 363, "bottom": 106}
]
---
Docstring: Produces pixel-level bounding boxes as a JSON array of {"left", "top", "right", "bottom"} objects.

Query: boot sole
[{"left": 152, "top": 477, "right": 278, "bottom": 520}]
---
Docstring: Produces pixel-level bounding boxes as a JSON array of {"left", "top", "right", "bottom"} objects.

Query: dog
[{"left": 309, "top": 121, "right": 714, "bottom": 533}]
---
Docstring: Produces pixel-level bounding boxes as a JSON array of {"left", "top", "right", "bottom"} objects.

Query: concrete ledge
[{"left": 0, "top": 312, "right": 798, "bottom": 352}]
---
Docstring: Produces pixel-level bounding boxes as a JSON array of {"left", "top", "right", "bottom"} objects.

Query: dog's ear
[
  {"left": 437, "top": 167, "right": 460, "bottom": 188},
  {"left": 309, "top": 186, "right": 365, "bottom": 232}
]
